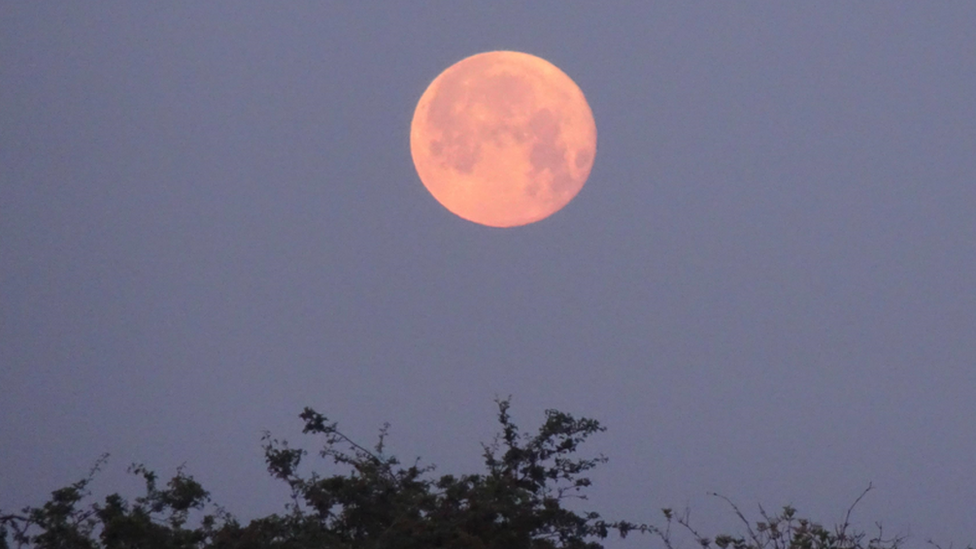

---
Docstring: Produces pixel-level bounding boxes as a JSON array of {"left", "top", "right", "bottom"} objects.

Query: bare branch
[
  {"left": 710, "top": 492, "right": 764, "bottom": 548},
  {"left": 842, "top": 482, "right": 874, "bottom": 533}
]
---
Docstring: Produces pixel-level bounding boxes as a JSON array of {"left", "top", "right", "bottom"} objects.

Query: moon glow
[{"left": 410, "top": 51, "right": 597, "bottom": 227}]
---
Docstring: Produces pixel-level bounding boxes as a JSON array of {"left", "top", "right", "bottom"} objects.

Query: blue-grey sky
[{"left": 2, "top": 3, "right": 974, "bottom": 546}]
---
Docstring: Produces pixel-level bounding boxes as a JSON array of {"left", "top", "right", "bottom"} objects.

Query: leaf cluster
[
  {"left": 650, "top": 485, "right": 969, "bottom": 549},
  {"left": 0, "top": 455, "right": 224, "bottom": 549},
  {"left": 2, "top": 399, "right": 968, "bottom": 549},
  {"left": 1, "top": 398, "right": 644, "bottom": 549}
]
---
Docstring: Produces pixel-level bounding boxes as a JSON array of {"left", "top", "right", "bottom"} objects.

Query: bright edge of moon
[{"left": 410, "top": 51, "right": 597, "bottom": 228}]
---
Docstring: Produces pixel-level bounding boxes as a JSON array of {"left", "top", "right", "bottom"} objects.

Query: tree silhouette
[{"left": 0, "top": 398, "right": 955, "bottom": 549}]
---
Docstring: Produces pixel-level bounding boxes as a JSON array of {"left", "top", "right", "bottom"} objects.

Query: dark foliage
[{"left": 1, "top": 399, "right": 960, "bottom": 549}]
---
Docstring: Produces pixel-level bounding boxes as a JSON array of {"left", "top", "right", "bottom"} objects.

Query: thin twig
[{"left": 710, "top": 492, "right": 763, "bottom": 548}]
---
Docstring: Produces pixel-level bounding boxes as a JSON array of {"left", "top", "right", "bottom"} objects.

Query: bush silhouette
[{"left": 1, "top": 398, "right": 954, "bottom": 549}]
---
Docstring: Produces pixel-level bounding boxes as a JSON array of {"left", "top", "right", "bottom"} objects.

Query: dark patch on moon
[
  {"left": 424, "top": 67, "right": 537, "bottom": 177},
  {"left": 526, "top": 108, "right": 572, "bottom": 198},
  {"left": 575, "top": 149, "right": 591, "bottom": 170},
  {"left": 429, "top": 136, "right": 479, "bottom": 174}
]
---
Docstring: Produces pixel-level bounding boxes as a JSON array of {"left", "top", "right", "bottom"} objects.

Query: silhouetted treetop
[{"left": 2, "top": 398, "right": 953, "bottom": 549}]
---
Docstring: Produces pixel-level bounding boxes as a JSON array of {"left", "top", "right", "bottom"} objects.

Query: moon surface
[{"left": 410, "top": 51, "right": 597, "bottom": 227}]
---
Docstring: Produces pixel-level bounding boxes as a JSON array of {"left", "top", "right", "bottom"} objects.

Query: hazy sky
[{"left": 2, "top": 3, "right": 974, "bottom": 546}]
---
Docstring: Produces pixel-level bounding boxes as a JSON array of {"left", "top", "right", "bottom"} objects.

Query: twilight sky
[{"left": 1, "top": 3, "right": 974, "bottom": 546}]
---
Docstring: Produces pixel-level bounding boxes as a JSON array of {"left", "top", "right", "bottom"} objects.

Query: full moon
[{"left": 410, "top": 51, "right": 597, "bottom": 227}]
